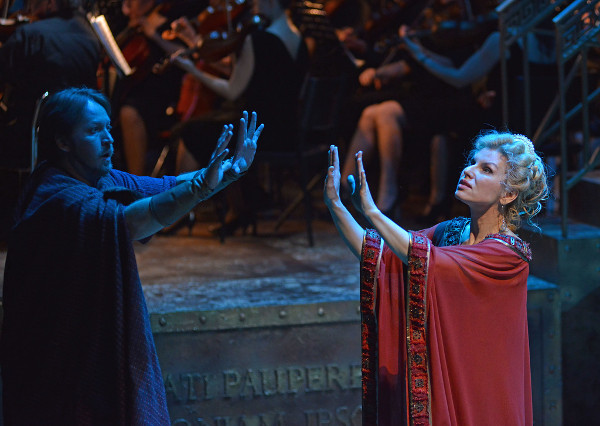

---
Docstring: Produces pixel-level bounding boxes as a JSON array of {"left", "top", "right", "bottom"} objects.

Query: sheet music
[{"left": 88, "top": 14, "right": 133, "bottom": 77}]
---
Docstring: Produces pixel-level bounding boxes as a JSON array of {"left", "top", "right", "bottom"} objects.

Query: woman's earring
[{"left": 500, "top": 204, "right": 508, "bottom": 232}]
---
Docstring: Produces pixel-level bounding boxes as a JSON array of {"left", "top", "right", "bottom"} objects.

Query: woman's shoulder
[
  {"left": 431, "top": 217, "right": 470, "bottom": 247},
  {"left": 483, "top": 232, "right": 532, "bottom": 262}
]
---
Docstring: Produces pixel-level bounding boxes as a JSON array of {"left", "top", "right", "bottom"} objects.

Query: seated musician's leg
[{"left": 120, "top": 105, "right": 148, "bottom": 176}]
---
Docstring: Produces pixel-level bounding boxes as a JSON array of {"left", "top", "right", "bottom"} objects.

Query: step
[
  {"left": 521, "top": 217, "right": 600, "bottom": 424},
  {"left": 520, "top": 216, "right": 600, "bottom": 311},
  {"left": 568, "top": 169, "right": 600, "bottom": 227}
]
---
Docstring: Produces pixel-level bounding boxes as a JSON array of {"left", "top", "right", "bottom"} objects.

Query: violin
[
  {"left": 155, "top": 2, "right": 264, "bottom": 121},
  {"left": 162, "top": 0, "right": 248, "bottom": 41},
  {"left": 114, "top": 0, "right": 190, "bottom": 85},
  {"left": 105, "top": 0, "right": 194, "bottom": 108},
  {"left": 373, "top": 0, "right": 498, "bottom": 54},
  {"left": 154, "top": 13, "right": 268, "bottom": 74},
  {"left": 194, "top": 13, "right": 268, "bottom": 62}
]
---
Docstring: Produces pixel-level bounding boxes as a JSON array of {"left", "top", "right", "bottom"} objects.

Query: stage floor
[
  {"left": 0, "top": 213, "right": 362, "bottom": 313},
  {"left": 136, "top": 216, "right": 361, "bottom": 314}
]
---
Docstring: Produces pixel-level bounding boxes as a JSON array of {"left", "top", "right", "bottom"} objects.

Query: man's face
[{"left": 63, "top": 100, "right": 114, "bottom": 184}]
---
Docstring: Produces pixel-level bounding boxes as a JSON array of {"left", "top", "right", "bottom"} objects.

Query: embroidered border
[
  {"left": 485, "top": 233, "right": 532, "bottom": 262},
  {"left": 360, "top": 229, "right": 383, "bottom": 425},
  {"left": 439, "top": 217, "right": 470, "bottom": 247},
  {"left": 407, "top": 232, "right": 432, "bottom": 426}
]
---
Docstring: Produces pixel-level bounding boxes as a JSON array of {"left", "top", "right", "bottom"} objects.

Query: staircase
[
  {"left": 497, "top": 0, "right": 600, "bottom": 423},
  {"left": 521, "top": 190, "right": 600, "bottom": 426}
]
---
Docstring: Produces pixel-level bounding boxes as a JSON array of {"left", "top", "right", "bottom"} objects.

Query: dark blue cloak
[{"left": 1, "top": 163, "right": 176, "bottom": 425}]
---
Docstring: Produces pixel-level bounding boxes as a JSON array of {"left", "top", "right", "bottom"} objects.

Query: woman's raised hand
[
  {"left": 324, "top": 145, "right": 342, "bottom": 208},
  {"left": 325, "top": 147, "right": 373, "bottom": 259},
  {"left": 352, "top": 151, "right": 378, "bottom": 217}
]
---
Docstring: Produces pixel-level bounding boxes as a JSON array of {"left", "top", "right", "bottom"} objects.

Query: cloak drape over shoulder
[
  {"left": 361, "top": 219, "right": 533, "bottom": 426},
  {"left": 1, "top": 164, "right": 176, "bottom": 425}
]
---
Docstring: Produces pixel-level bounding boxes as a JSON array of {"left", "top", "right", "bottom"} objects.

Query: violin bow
[
  {"left": 2, "top": 0, "right": 10, "bottom": 20},
  {"left": 461, "top": 0, "right": 475, "bottom": 21}
]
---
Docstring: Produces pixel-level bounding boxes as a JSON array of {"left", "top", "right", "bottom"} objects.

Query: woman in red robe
[{"left": 324, "top": 131, "right": 549, "bottom": 425}]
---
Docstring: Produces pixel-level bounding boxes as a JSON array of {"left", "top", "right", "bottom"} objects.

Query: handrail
[
  {"left": 496, "top": 0, "right": 571, "bottom": 134},
  {"left": 553, "top": 0, "right": 600, "bottom": 237}
]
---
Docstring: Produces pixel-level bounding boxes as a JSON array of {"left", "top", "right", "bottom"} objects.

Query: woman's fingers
[
  {"left": 325, "top": 147, "right": 340, "bottom": 188},
  {"left": 355, "top": 151, "right": 366, "bottom": 188},
  {"left": 326, "top": 165, "right": 335, "bottom": 184},
  {"left": 327, "top": 145, "right": 341, "bottom": 178},
  {"left": 332, "top": 145, "right": 339, "bottom": 170},
  {"left": 355, "top": 151, "right": 373, "bottom": 211}
]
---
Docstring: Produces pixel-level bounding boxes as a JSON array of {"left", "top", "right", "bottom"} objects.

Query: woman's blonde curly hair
[{"left": 467, "top": 130, "right": 549, "bottom": 231}]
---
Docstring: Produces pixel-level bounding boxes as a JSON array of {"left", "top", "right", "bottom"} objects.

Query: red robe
[{"left": 360, "top": 219, "right": 533, "bottom": 426}]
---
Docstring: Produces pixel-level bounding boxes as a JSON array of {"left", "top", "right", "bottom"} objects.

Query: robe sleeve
[
  {"left": 426, "top": 240, "right": 532, "bottom": 425},
  {"left": 106, "top": 169, "right": 177, "bottom": 197},
  {"left": 364, "top": 227, "right": 533, "bottom": 426},
  {"left": 361, "top": 230, "right": 410, "bottom": 425}
]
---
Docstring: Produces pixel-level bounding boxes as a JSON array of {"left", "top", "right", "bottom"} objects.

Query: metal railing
[
  {"left": 497, "top": 0, "right": 570, "bottom": 135},
  {"left": 498, "top": 0, "right": 600, "bottom": 237},
  {"left": 552, "top": 0, "right": 600, "bottom": 237}
]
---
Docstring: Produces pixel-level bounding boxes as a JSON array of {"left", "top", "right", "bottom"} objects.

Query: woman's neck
[{"left": 464, "top": 207, "right": 512, "bottom": 245}]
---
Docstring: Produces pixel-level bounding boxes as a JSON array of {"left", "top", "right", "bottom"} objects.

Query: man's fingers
[
  {"left": 253, "top": 123, "right": 263, "bottom": 142},
  {"left": 215, "top": 125, "right": 233, "bottom": 156},
  {"left": 237, "top": 117, "right": 247, "bottom": 149},
  {"left": 214, "top": 148, "right": 229, "bottom": 164},
  {"left": 248, "top": 111, "right": 257, "bottom": 135}
]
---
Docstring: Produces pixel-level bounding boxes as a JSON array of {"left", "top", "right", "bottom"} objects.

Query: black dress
[{"left": 174, "top": 29, "right": 310, "bottom": 163}]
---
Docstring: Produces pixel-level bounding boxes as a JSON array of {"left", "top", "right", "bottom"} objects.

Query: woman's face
[
  {"left": 455, "top": 148, "right": 510, "bottom": 210},
  {"left": 63, "top": 100, "right": 114, "bottom": 185},
  {"left": 122, "top": 0, "right": 154, "bottom": 20}
]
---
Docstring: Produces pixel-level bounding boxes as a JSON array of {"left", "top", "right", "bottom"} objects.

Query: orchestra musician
[
  {"left": 165, "top": 0, "right": 310, "bottom": 237},
  {"left": 158, "top": 0, "right": 251, "bottom": 122},
  {"left": 337, "top": 0, "right": 505, "bottom": 223},
  {"left": 0, "top": 0, "right": 101, "bottom": 169},
  {"left": 114, "top": 0, "right": 205, "bottom": 176},
  {"left": 0, "top": 0, "right": 102, "bottom": 238}
]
